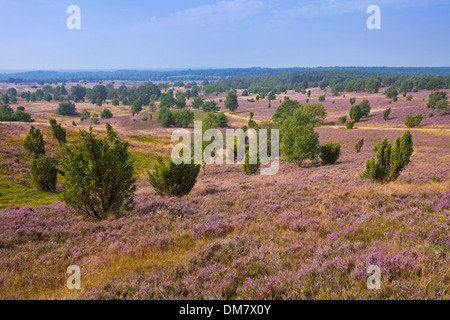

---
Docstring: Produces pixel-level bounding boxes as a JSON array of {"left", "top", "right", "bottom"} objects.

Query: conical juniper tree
[
  {"left": 360, "top": 131, "right": 413, "bottom": 182},
  {"left": 60, "top": 124, "right": 136, "bottom": 220},
  {"left": 23, "top": 126, "right": 46, "bottom": 155}
]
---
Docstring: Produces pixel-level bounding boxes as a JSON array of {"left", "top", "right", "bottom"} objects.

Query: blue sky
[{"left": 0, "top": 0, "right": 449, "bottom": 70}]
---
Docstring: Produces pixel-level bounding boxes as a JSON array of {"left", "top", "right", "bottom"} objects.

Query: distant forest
[{"left": 1, "top": 67, "right": 450, "bottom": 83}]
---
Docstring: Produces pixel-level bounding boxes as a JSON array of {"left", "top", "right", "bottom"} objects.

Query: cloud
[
  {"left": 142, "top": 0, "right": 271, "bottom": 30},
  {"left": 273, "top": 0, "right": 447, "bottom": 19}
]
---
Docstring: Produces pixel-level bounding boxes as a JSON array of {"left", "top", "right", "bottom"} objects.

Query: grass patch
[{"left": 0, "top": 179, "right": 61, "bottom": 209}]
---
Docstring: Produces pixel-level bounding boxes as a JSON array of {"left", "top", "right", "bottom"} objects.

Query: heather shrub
[
  {"left": 383, "top": 108, "right": 391, "bottom": 121},
  {"left": 49, "top": 119, "right": 66, "bottom": 144},
  {"left": 405, "top": 114, "right": 423, "bottom": 128},
  {"left": 148, "top": 157, "right": 200, "bottom": 198},
  {"left": 355, "top": 138, "right": 364, "bottom": 153},
  {"left": 437, "top": 192, "right": 450, "bottom": 211},
  {"left": 360, "top": 131, "right": 413, "bottom": 182},
  {"left": 346, "top": 120, "right": 355, "bottom": 129},
  {"left": 319, "top": 142, "right": 341, "bottom": 165},
  {"left": 23, "top": 126, "right": 46, "bottom": 155},
  {"left": 30, "top": 154, "right": 57, "bottom": 192},
  {"left": 60, "top": 124, "right": 136, "bottom": 220}
]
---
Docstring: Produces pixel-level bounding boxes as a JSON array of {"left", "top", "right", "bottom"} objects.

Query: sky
[{"left": 0, "top": 0, "right": 449, "bottom": 70}]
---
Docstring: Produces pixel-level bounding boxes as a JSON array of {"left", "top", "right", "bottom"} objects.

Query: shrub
[
  {"left": 148, "top": 157, "right": 200, "bottom": 198},
  {"left": 383, "top": 108, "right": 391, "bottom": 121},
  {"left": 305, "top": 103, "right": 327, "bottom": 126},
  {"left": 30, "top": 154, "right": 57, "bottom": 192},
  {"left": 280, "top": 108, "right": 320, "bottom": 166},
  {"left": 431, "top": 174, "right": 441, "bottom": 183},
  {"left": 318, "top": 95, "right": 326, "bottom": 102},
  {"left": 360, "top": 131, "right": 413, "bottom": 182},
  {"left": 427, "top": 91, "right": 447, "bottom": 109},
  {"left": 355, "top": 138, "right": 364, "bottom": 153},
  {"left": 80, "top": 109, "right": 91, "bottom": 121},
  {"left": 216, "top": 112, "right": 229, "bottom": 128},
  {"left": 349, "top": 98, "right": 356, "bottom": 105},
  {"left": 91, "top": 113, "right": 100, "bottom": 125},
  {"left": 319, "top": 142, "right": 341, "bottom": 165},
  {"left": 57, "top": 102, "right": 76, "bottom": 116},
  {"left": 272, "top": 99, "right": 302, "bottom": 124},
  {"left": 225, "top": 91, "right": 239, "bottom": 112},
  {"left": 101, "top": 109, "right": 113, "bottom": 119},
  {"left": 336, "top": 116, "right": 347, "bottom": 125},
  {"left": 0, "top": 105, "right": 33, "bottom": 122},
  {"left": 435, "top": 100, "right": 449, "bottom": 113},
  {"left": 407, "top": 95, "right": 413, "bottom": 101},
  {"left": 23, "top": 126, "right": 46, "bottom": 155},
  {"left": 405, "top": 114, "right": 423, "bottom": 128},
  {"left": 243, "top": 152, "right": 260, "bottom": 175},
  {"left": 60, "top": 124, "right": 137, "bottom": 220},
  {"left": 350, "top": 105, "right": 362, "bottom": 122},
  {"left": 346, "top": 121, "right": 355, "bottom": 129},
  {"left": 111, "top": 98, "right": 120, "bottom": 106},
  {"left": 157, "top": 107, "right": 175, "bottom": 127},
  {"left": 49, "top": 119, "right": 67, "bottom": 144},
  {"left": 131, "top": 100, "right": 143, "bottom": 116},
  {"left": 173, "top": 108, "right": 194, "bottom": 128},
  {"left": 360, "top": 100, "right": 371, "bottom": 117}
]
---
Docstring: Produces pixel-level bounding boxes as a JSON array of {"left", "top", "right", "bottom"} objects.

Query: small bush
[
  {"left": 405, "top": 114, "right": 423, "bottom": 128},
  {"left": 23, "top": 126, "right": 46, "bottom": 155},
  {"left": 346, "top": 121, "right": 355, "bottom": 129},
  {"left": 30, "top": 154, "right": 57, "bottom": 192},
  {"left": 100, "top": 109, "right": 113, "bottom": 119},
  {"left": 350, "top": 105, "right": 362, "bottom": 122},
  {"left": 148, "top": 157, "right": 200, "bottom": 198},
  {"left": 360, "top": 131, "right": 413, "bottom": 182},
  {"left": 49, "top": 119, "right": 66, "bottom": 144},
  {"left": 383, "top": 108, "right": 391, "bottom": 121},
  {"left": 431, "top": 174, "right": 441, "bottom": 183},
  {"left": 319, "top": 142, "right": 341, "bottom": 165},
  {"left": 355, "top": 138, "right": 364, "bottom": 153},
  {"left": 57, "top": 102, "right": 76, "bottom": 116},
  {"left": 60, "top": 124, "right": 137, "bottom": 220},
  {"left": 80, "top": 109, "right": 91, "bottom": 121},
  {"left": 243, "top": 153, "right": 260, "bottom": 175},
  {"left": 337, "top": 116, "right": 347, "bottom": 125},
  {"left": 406, "top": 95, "right": 413, "bottom": 101}
]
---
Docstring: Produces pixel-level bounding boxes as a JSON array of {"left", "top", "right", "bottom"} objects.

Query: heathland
[{"left": 0, "top": 70, "right": 449, "bottom": 299}]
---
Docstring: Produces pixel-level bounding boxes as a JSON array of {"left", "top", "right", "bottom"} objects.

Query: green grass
[{"left": 0, "top": 179, "right": 61, "bottom": 209}]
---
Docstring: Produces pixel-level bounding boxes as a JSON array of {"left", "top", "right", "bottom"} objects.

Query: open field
[{"left": 0, "top": 83, "right": 449, "bottom": 300}]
